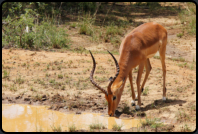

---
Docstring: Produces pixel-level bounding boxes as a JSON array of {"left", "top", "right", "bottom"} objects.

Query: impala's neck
[{"left": 111, "top": 49, "right": 131, "bottom": 93}]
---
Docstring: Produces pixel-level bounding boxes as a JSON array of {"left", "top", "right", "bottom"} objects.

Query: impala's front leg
[
  {"left": 129, "top": 69, "right": 136, "bottom": 106},
  {"left": 136, "top": 62, "right": 145, "bottom": 110}
]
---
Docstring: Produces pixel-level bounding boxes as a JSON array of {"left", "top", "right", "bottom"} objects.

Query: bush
[
  {"left": 78, "top": 13, "right": 95, "bottom": 36},
  {"left": 2, "top": 9, "right": 70, "bottom": 49},
  {"left": 178, "top": 2, "right": 196, "bottom": 35}
]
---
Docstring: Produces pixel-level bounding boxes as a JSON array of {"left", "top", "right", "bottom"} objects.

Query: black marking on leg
[
  {"left": 165, "top": 87, "right": 167, "bottom": 93},
  {"left": 141, "top": 88, "right": 144, "bottom": 92},
  {"left": 113, "top": 96, "right": 116, "bottom": 100}
]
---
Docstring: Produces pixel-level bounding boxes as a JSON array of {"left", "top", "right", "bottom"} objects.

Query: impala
[{"left": 89, "top": 22, "right": 167, "bottom": 116}]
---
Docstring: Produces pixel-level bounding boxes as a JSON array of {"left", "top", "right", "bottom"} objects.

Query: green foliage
[
  {"left": 78, "top": 2, "right": 96, "bottom": 13},
  {"left": 112, "top": 123, "right": 123, "bottom": 131},
  {"left": 2, "top": 9, "right": 70, "bottom": 49},
  {"left": 178, "top": 2, "right": 196, "bottom": 35},
  {"left": 78, "top": 13, "right": 96, "bottom": 36}
]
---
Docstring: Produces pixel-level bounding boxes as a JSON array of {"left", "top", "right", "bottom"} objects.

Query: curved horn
[
  {"left": 89, "top": 50, "right": 108, "bottom": 95},
  {"left": 107, "top": 50, "right": 120, "bottom": 92}
]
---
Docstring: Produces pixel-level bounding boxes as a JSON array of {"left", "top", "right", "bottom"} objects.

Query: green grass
[
  {"left": 10, "top": 84, "right": 17, "bottom": 92},
  {"left": 171, "top": 57, "right": 185, "bottom": 62},
  {"left": 2, "top": 70, "right": 10, "bottom": 79},
  {"left": 177, "top": 32, "right": 184, "bottom": 38},
  {"left": 15, "top": 75, "right": 25, "bottom": 84},
  {"left": 78, "top": 13, "right": 95, "bottom": 36},
  {"left": 181, "top": 124, "right": 192, "bottom": 132},
  {"left": 178, "top": 2, "right": 196, "bottom": 35},
  {"left": 142, "top": 86, "right": 149, "bottom": 96},
  {"left": 112, "top": 123, "right": 123, "bottom": 131},
  {"left": 58, "top": 74, "right": 63, "bottom": 79},
  {"left": 89, "top": 123, "right": 106, "bottom": 130},
  {"left": 68, "top": 124, "right": 76, "bottom": 132},
  {"left": 51, "top": 125, "right": 62, "bottom": 132}
]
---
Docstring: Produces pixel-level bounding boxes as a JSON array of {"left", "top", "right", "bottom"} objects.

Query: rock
[
  {"left": 24, "top": 98, "right": 30, "bottom": 101},
  {"left": 41, "top": 98, "right": 47, "bottom": 101},
  {"left": 97, "top": 107, "right": 103, "bottom": 110},
  {"left": 63, "top": 106, "right": 68, "bottom": 109},
  {"left": 120, "top": 114, "right": 131, "bottom": 118},
  {"left": 42, "top": 95, "right": 47, "bottom": 98},
  {"left": 72, "top": 105, "right": 78, "bottom": 108},
  {"left": 15, "top": 96, "right": 20, "bottom": 99},
  {"left": 76, "top": 111, "right": 81, "bottom": 114}
]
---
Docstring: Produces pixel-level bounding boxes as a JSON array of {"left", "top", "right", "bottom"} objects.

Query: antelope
[{"left": 89, "top": 22, "right": 167, "bottom": 116}]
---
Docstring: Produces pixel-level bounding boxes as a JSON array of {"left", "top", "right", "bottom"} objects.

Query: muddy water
[{"left": 2, "top": 104, "right": 144, "bottom": 132}]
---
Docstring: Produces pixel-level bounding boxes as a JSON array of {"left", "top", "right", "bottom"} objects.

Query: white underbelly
[{"left": 147, "top": 52, "right": 157, "bottom": 58}]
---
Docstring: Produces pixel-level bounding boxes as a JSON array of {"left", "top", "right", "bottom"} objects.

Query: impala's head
[{"left": 89, "top": 50, "right": 124, "bottom": 116}]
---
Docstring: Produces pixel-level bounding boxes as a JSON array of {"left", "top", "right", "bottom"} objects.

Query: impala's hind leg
[
  {"left": 140, "top": 59, "right": 152, "bottom": 94},
  {"left": 159, "top": 39, "right": 167, "bottom": 101}
]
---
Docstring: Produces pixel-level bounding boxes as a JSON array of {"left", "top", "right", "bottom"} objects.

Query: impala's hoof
[
  {"left": 131, "top": 100, "right": 135, "bottom": 106},
  {"left": 162, "top": 97, "right": 166, "bottom": 102},
  {"left": 135, "top": 105, "right": 140, "bottom": 111}
]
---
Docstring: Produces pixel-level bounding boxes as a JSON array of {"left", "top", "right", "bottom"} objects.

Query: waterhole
[{"left": 2, "top": 104, "right": 144, "bottom": 132}]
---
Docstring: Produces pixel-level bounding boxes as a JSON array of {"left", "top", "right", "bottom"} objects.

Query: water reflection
[{"left": 2, "top": 104, "right": 144, "bottom": 132}]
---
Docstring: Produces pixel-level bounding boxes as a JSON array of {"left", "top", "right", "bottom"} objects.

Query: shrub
[
  {"left": 78, "top": 13, "right": 95, "bottom": 36},
  {"left": 2, "top": 9, "right": 70, "bottom": 49}
]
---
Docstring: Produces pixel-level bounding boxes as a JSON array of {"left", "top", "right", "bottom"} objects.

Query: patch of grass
[
  {"left": 178, "top": 2, "right": 196, "bottom": 35},
  {"left": 177, "top": 32, "right": 184, "bottom": 38},
  {"left": 153, "top": 55, "right": 160, "bottom": 59},
  {"left": 33, "top": 94, "right": 42, "bottom": 101},
  {"left": 122, "top": 104, "right": 131, "bottom": 114},
  {"left": 58, "top": 74, "right": 63, "bottom": 79},
  {"left": 176, "top": 110, "right": 190, "bottom": 122},
  {"left": 47, "top": 64, "right": 50, "bottom": 70},
  {"left": 106, "top": 22, "right": 123, "bottom": 36},
  {"left": 61, "top": 86, "right": 65, "bottom": 90},
  {"left": 78, "top": 13, "right": 95, "bottom": 36},
  {"left": 51, "top": 125, "right": 62, "bottom": 132},
  {"left": 70, "top": 22, "right": 77, "bottom": 28},
  {"left": 187, "top": 63, "right": 194, "bottom": 70},
  {"left": 45, "top": 73, "right": 50, "bottom": 77},
  {"left": 141, "top": 117, "right": 163, "bottom": 131},
  {"left": 181, "top": 124, "right": 192, "bottom": 132},
  {"left": 34, "top": 62, "right": 40, "bottom": 67},
  {"left": 49, "top": 79, "right": 56, "bottom": 84},
  {"left": 15, "top": 75, "right": 25, "bottom": 84},
  {"left": 177, "top": 62, "right": 187, "bottom": 68},
  {"left": 110, "top": 36, "right": 121, "bottom": 48},
  {"left": 142, "top": 86, "right": 149, "bottom": 96},
  {"left": 68, "top": 124, "right": 76, "bottom": 132},
  {"left": 171, "top": 57, "right": 185, "bottom": 62},
  {"left": 10, "top": 84, "right": 17, "bottom": 92},
  {"left": 2, "top": 70, "right": 10, "bottom": 79},
  {"left": 89, "top": 123, "right": 106, "bottom": 130},
  {"left": 112, "top": 123, "right": 123, "bottom": 131}
]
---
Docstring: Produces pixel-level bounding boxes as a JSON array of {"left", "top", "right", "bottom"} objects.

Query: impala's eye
[{"left": 113, "top": 96, "right": 116, "bottom": 100}]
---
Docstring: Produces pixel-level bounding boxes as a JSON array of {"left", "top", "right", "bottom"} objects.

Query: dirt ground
[{"left": 2, "top": 3, "right": 196, "bottom": 132}]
